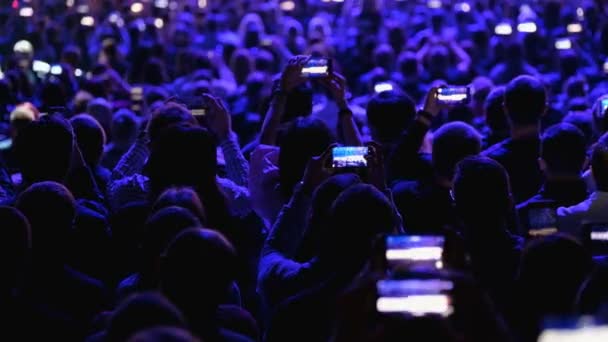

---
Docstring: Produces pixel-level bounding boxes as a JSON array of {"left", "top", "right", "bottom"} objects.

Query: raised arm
[
  {"left": 447, "top": 40, "right": 472, "bottom": 72},
  {"left": 258, "top": 147, "right": 333, "bottom": 308},
  {"left": 110, "top": 129, "right": 150, "bottom": 181},
  {"left": 66, "top": 124, "right": 104, "bottom": 203},
  {"left": 320, "top": 72, "right": 363, "bottom": 146},
  {"left": 261, "top": 146, "right": 333, "bottom": 258},
  {"left": 388, "top": 87, "right": 442, "bottom": 181},
  {"left": 203, "top": 94, "right": 249, "bottom": 187},
  {"left": 259, "top": 56, "right": 308, "bottom": 146}
]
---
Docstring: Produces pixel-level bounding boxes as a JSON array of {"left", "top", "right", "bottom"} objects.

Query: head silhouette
[
  {"left": 14, "top": 115, "right": 73, "bottom": 184},
  {"left": 453, "top": 156, "right": 512, "bottom": 227},
  {"left": 484, "top": 87, "right": 508, "bottom": 134},
  {"left": 322, "top": 184, "right": 397, "bottom": 271},
  {"left": 147, "top": 103, "right": 196, "bottom": 148},
  {"left": 148, "top": 124, "right": 216, "bottom": 198},
  {"left": 0, "top": 206, "right": 31, "bottom": 294},
  {"left": 153, "top": 187, "right": 206, "bottom": 226},
  {"left": 297, "top": 173, "right": 362, "bottom": 261},
  {"left": 366, "top": 90, "right": 416, "bottom": 144},
  {"left": 15, "top": 181, "right": 76, "bottom": 263},
  {"left": 106, "top": 292, "right": 187, "bottom": 342},
  {"left": 504, "top": 75, "right": 547, "bottom": 127},
  {"left": 540, "top": 123, "right": 586, "bottom": 177},
  {"left": 591, "top": 138, "right": 608, "bottom": 192},
  {"left": 432, "top": 122, "right": 482, "bottom": 181},
  {"left": 127, "top": 327, "right": 199, "bottom": 342},
  {"left": 70, "top": 114, "right": 107, "bottom": 167},
  {"left": 161, "top": 229, "right": 237, "bottom": 320},
  {"left": 518, "top": 234, "right": 592, "bottom": 316},
  {"left": 87, "top": 98, "right": 113, "bottom": 139},
  {"left": 111, "top": 109, "right": 139, "bottom": 146}
]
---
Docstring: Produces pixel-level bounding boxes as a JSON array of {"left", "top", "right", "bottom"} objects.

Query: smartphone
[
  {"left": 527, "top": 208, "right": 558, "bottom": 237},
  {"left": 590, "top": 224, "right": 608, "bottom": 242},
  {"left": 517, "top": 22, "right": 537, "bottom": 33},
  {"left": 494, "top": 23, "right": 513, "bottom": 36},
  {"left": 50, "top": 65, "right": 63, "bottom": 76},
  {"left": 385, "top": 235, "right": 444, "bottom": 271},
  {"left": 81, "top": 16, "right": 95, "bottom": 27},
  {"left": 374, "top": 82, "right": 394, "bottom": 94},
  {"left": 437, "top": 86, "right": 471, "bottom": 105},
  {"left": 376, "top": 279, "right": 453, "bottom": 316},
  {"left": 301, "top": 58, "right": 331, "bottom": 78},
  {"left": 154, "top": 18, "right": 164, "bottom": 29},
  {"left": 183, "top": 97, "right": 208, "bottom": 116},
  {"left": 332, "top": 146, "right": 369, "bottom": 169},
  {"left": 567, "top": 23, "right": 583, "bottom": 34},
  {"left": 32, "top": 60, "right": 51, "bottom": 76},
  {"left": 555, "top": 38, "right": 572, "bottom": 50},
  {"left": 19, "top": 7, "right": 33, "bottom": 17},
  {"left": 539, "top": 317, "right": 608, "bottom": 342},
  {"left": 587, "top": 223, "right": 608, "bottom": 256}
]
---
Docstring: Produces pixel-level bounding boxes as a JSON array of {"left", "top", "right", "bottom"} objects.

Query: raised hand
[
  {"left": 202, "top": 93, "right": 232, "bottom": 141},
  {"left": 280, "top": 55, "right": 309, "bottom": 92}
]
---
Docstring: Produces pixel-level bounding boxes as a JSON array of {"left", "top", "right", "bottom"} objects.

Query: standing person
[{"left": 483, "top": 75, "right": 546, "bottom": 204}]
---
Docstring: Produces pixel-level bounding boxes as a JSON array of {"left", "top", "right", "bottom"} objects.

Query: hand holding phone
[
  {"left": 280, "top": 55, "right": 309, "bottom": 92},
  {"left": 364, "top": 142, "right": 387, "bottom": 190},
  {"left": 201, "top": 94, "right": 231, "bottom": 140},
  {"left": 301, "top": 144, "right": 336, "bottom": 192},
  {"left": 319, "top": 72, "right": 348, "bottom": 109},
  {"left": 526, "top": 208, "right": 558, "bottom": 237}
]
